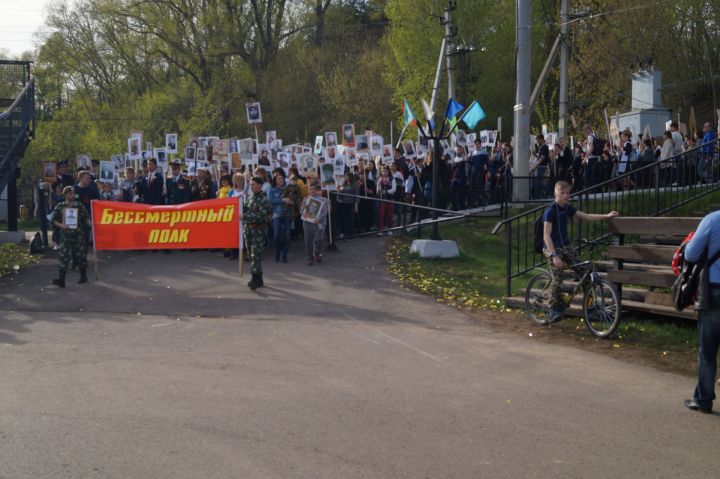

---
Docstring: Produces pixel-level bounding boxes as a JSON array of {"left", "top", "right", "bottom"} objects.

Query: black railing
[
  {"left": 0, "top": 60, "right": 35, "bottom": 229},
  {"left": 491, "top": 138, "right": 720, "bottom": 298}
]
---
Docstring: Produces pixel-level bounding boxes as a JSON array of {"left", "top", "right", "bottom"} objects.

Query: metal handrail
[
  {"left": 490, "top": 137, "right": 720, "bottom": 297},
  {"left": 0, "top": 78, "right": 34, "bottom": 121}
]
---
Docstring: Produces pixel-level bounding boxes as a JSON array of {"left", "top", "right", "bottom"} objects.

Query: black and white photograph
[
  {"left": 128, "top": 138, "right": 141, "bottom": 160},
  {"left": 320, "top": 163, "right": 336, "bottom": 188},
  {"left": 456, "top": 129, "right": 467, "bottom": 146},
  {"left": 111, "top": 154, "right": 123, "bottom": 170},
  {"left": 371, "top": 135, "right": 383, "bottom": 155},
  {"left": 229, "top": 139, "right": 238, "bottom": 154},
  {"left": 403, "top": 140, "right": 416, "bottom": 159},
  {"left": 325, "top": 131, "right": 338, "bottom": 148},
  {"left": 342, "top": 124, "right": 355, "bottom": 146},
  {"left": 355, "top": 134, "right": 369, "bottom": 150},
  {"left": 99, "top": 160, "right": 115, "bottom": 183},
  {"left": 382, "top": 144, "right": 393, "bottom": 163},
  {"left": 257, "top": 144, "right": 271, "bottom": 166},
  {"left": 299, "top": 153, "right": 317, "bottom": 177},
  {"left": 266, "top": 130, "right": 277, "bottom": 146},
  {"left": 313, "top": 135, "right": 323, "bottom": 154},
  {"left": 153, "top": 148, "right": 166, "bottom": 164},
  {"left": 333, "top": 156, "right": 346, "bottom": 176},
  {"left": 42, "top": 161, "right": 56, "bottom": 183},
  {"left": 196, "top": 146, "right": 207, "bottom": 163},
  {"left": 246, "top": 102, "right": 262, "bottom": 124},
  {"left": 213, "top": 139, "right": 229, "bottom": 156},
  {"left": 77, "top": 154, "right": 92, "bottom": 170},
  {"left": 184, "top": 146, "right": 196, "bottom": 163},
  {"left": 165, "top": 133, "right": 177, "bottom": 154}
]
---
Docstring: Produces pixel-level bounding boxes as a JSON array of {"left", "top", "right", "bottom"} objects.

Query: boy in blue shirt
[{"left": 543, "top": 181, "right": 619, "bottom": 322}]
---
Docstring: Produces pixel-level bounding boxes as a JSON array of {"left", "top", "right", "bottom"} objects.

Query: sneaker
[
  {"left": 338, "top": 233, "right": 345, "bottom": 239},
  {"left": 386, "top": 231, "right": 393, "bottom": 236},
  {"left": 315, "top": 255, "right": 322, "bottom": 263},
  {"left": 307, "top": 258, "right": 315, "bottom": 266},
  {"left": 377, "top": 232, "right": 384, "bottom": 237},
  {"left": 548, "top": 309, "right": 563, "bottom": 323}
]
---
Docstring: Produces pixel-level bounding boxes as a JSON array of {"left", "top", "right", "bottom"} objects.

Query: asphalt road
[{"left": 1, "top": 238, "right": 718, "bottom": 478}]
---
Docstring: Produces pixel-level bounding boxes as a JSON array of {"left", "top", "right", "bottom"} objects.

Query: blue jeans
[
  {"left": 273, "top": 216, "right": 291, "bottom": 260},
  {"left": 694, "top": 287, "right": 720, "bottom": 409}
]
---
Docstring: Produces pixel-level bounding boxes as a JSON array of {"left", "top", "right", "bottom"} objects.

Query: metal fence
[
  {"left": 491, "top": 138, "right": 720, "bottom": 297},
  {"left": 1, "top": 60, "right": 35, "bottom": 229}
]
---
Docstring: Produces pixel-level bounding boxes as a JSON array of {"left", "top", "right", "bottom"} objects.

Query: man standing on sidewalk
[
  {"left": 240, "top": 176, "right": 272, "bottom": 290},
  {"left": 51, "top": 186, "right": 92, "bottom": 287},
  {"left": 684, "top": 210, "right": 720, "bottom": 414}
]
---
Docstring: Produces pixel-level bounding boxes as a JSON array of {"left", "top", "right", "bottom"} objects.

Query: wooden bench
[{"left": 606, "top": 217, "right": 701, "bottom": 320}]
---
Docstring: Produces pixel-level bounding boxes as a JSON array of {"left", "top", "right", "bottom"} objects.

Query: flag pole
[
  {"left": 90, "top": 199, "right": 99, "bottom": 280},
  {"left": 238, "top": 195, "right": 244, "bottom": 277},
  {"left": 395, "top": 124, "right": 408, "bottom": 149}
]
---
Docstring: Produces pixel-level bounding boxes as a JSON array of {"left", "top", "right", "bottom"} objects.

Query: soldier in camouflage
[
  {"left": 51, "top": 186, "right": 92, "bottom": 287},
  {"left": 240, "top": 175, "right": 272, "bottom": 290}
]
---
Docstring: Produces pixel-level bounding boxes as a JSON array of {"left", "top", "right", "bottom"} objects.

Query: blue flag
[
  {"left": 445, "top": 98, "right": 465, "bottom": 121},
  {"left": 460, "top": 100, "right": 486, "bottom": 130}
]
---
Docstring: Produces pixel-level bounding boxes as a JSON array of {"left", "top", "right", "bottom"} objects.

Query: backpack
[
  {"left": 670, "top": 232, "right": 720, "bottom": 311},
  {"left": 590, "top": 134, "right": 606, "bottom": 156},
  {"left": 533, "top": 216, "right": 545, "bottom": 254},
  {"left": 28, "top": 232, "right": 44, "bottom": 254},
  {"left": 533, "top": 203, "right": 555, "bottom": 254}
]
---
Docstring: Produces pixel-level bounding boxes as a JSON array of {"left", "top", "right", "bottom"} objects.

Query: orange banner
[{"left": 91, "top": 198, "right": 240, "bottom": 250}]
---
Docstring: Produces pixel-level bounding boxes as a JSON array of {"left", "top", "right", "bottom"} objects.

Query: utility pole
[
  {"left": 513, "top": 0, "right": 531, "bottom": 201},
  {"left": 444, "top": 1, "right": 457, "bottom": 101},
  {"left": 558, "top": 0, "right": 569, "bottom": 138}
]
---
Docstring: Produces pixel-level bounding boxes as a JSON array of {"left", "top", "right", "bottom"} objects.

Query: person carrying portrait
[
  {"left": 51, "top": 186, "right": 92, "bottom": 287},
  {"left": 301, "top": 183, "right": 328, "bottom": 265},
  {"left": 240, "top": 176, "right": 272, "bottom": 290}
]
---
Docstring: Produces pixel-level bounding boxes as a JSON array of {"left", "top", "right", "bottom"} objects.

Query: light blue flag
[
  {"left": 445, "top": 98, "right": 465, "bottom": 121},
  {"left": 460, "top": 100, "right": 486, "bottom": 130}
]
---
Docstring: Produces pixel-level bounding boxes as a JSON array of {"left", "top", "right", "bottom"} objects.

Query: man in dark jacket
[
  {"left": 139, "top": 158, "right": 165, "bottom": 205},
  {"left": 165, "top": 161, "right": 191, "bottom": 205}
]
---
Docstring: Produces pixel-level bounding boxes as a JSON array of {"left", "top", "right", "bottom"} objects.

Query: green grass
[
  {"left": 0, "top": 243, "right": 37, "bottom": 278},
  {"left": 386, "top": 218, "right": 701, "bottom": 375},
  {"left": 0, "top": 218, "right": 40, "bottom": 231},
  {"left": 387, "top": 217, "right": 523, "bottom": 310}
]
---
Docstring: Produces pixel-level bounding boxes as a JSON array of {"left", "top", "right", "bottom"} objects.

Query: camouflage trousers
[
  {"left": 544, "top": 247, "right": 580, "bottom": 310},
  {"left": 245, "top": 228, "right": 267, "bottom": 275},
  {"left": 58, "top": 231, "right": 88, "bottom": 272}
]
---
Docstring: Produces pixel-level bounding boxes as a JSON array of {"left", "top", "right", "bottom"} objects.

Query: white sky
[{"left": 0, "top": 0, "right": 54, "bottom": 57}]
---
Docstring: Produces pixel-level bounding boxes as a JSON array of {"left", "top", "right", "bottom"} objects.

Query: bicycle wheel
[
  {"left": 582, "top": 278, "right": 621, "bottom": 338},
  {"left": 524, "top": 271, "right": 553, "bottom": 325}
]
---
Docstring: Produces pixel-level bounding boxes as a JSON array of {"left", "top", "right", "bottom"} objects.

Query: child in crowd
[{"left": 300, "top": 182, "right": 327, "bottom": 265}]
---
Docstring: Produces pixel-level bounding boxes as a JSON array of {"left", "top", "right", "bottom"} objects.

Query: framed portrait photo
[
  {"left": 165, "top": 133, "right": 178, "bottom": 154},
  {"left": 246, "top": 102, "right": 262, "bottom": 124}
]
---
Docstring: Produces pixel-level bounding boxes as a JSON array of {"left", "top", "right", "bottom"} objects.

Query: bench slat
[
  {"left": 607, "top": 269, "right": 676, "bottom": 288},
  {"left": 607, "top": 245, "right": 676, "bottom": 263},
  {"left": 607, "top": 217, "right": 701, "bottom": 236}
]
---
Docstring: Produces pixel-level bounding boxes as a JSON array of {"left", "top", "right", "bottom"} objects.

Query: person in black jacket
[
  {"left": 139, "top": 158, "right": 165, "bottom": 205},
  {"left": 165, "top": 161, "right": 191, "bottom": 205}
]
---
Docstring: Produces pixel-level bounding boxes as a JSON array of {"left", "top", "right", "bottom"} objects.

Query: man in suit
[
  {"left": 166, "top": 161, "right": 191, "bottom": 205},
  {"left": 139, "top": 158, "right": 165, "bottom": 205}
]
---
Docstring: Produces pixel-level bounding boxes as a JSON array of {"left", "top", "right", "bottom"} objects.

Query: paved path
[{"left": 0, "top": 239, "right": 718, "bottom": 478}]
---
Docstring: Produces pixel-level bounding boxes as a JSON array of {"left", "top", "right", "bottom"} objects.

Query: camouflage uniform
[
  {"left": 243, "top": 191, "right": 272, "bottom": 275},
  {"left": 544, "top": 247, "right": 584, "bottom": 309},
  {"left": 52, "top": 200, "right": 90, "bottom": 273}
]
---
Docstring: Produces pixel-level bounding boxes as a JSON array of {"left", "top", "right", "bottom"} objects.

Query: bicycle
[{"left": 524, "top": 239, "right": 621, "bottom": 338}]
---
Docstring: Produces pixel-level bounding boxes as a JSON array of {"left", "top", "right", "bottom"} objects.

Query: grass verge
[
  {"left": 0, "top": 243, "right": 38, "bottom": 278},
  {"left": 386, "top": 218, "right": 700, "bottom": 376}
]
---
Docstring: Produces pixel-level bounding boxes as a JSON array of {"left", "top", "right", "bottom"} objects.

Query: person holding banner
[
  {"left": 239, "top": 176, "right": 272, "bottom": 290},
  {"left": 51, "top": 186, "right": 92, "bottom": 288}
]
